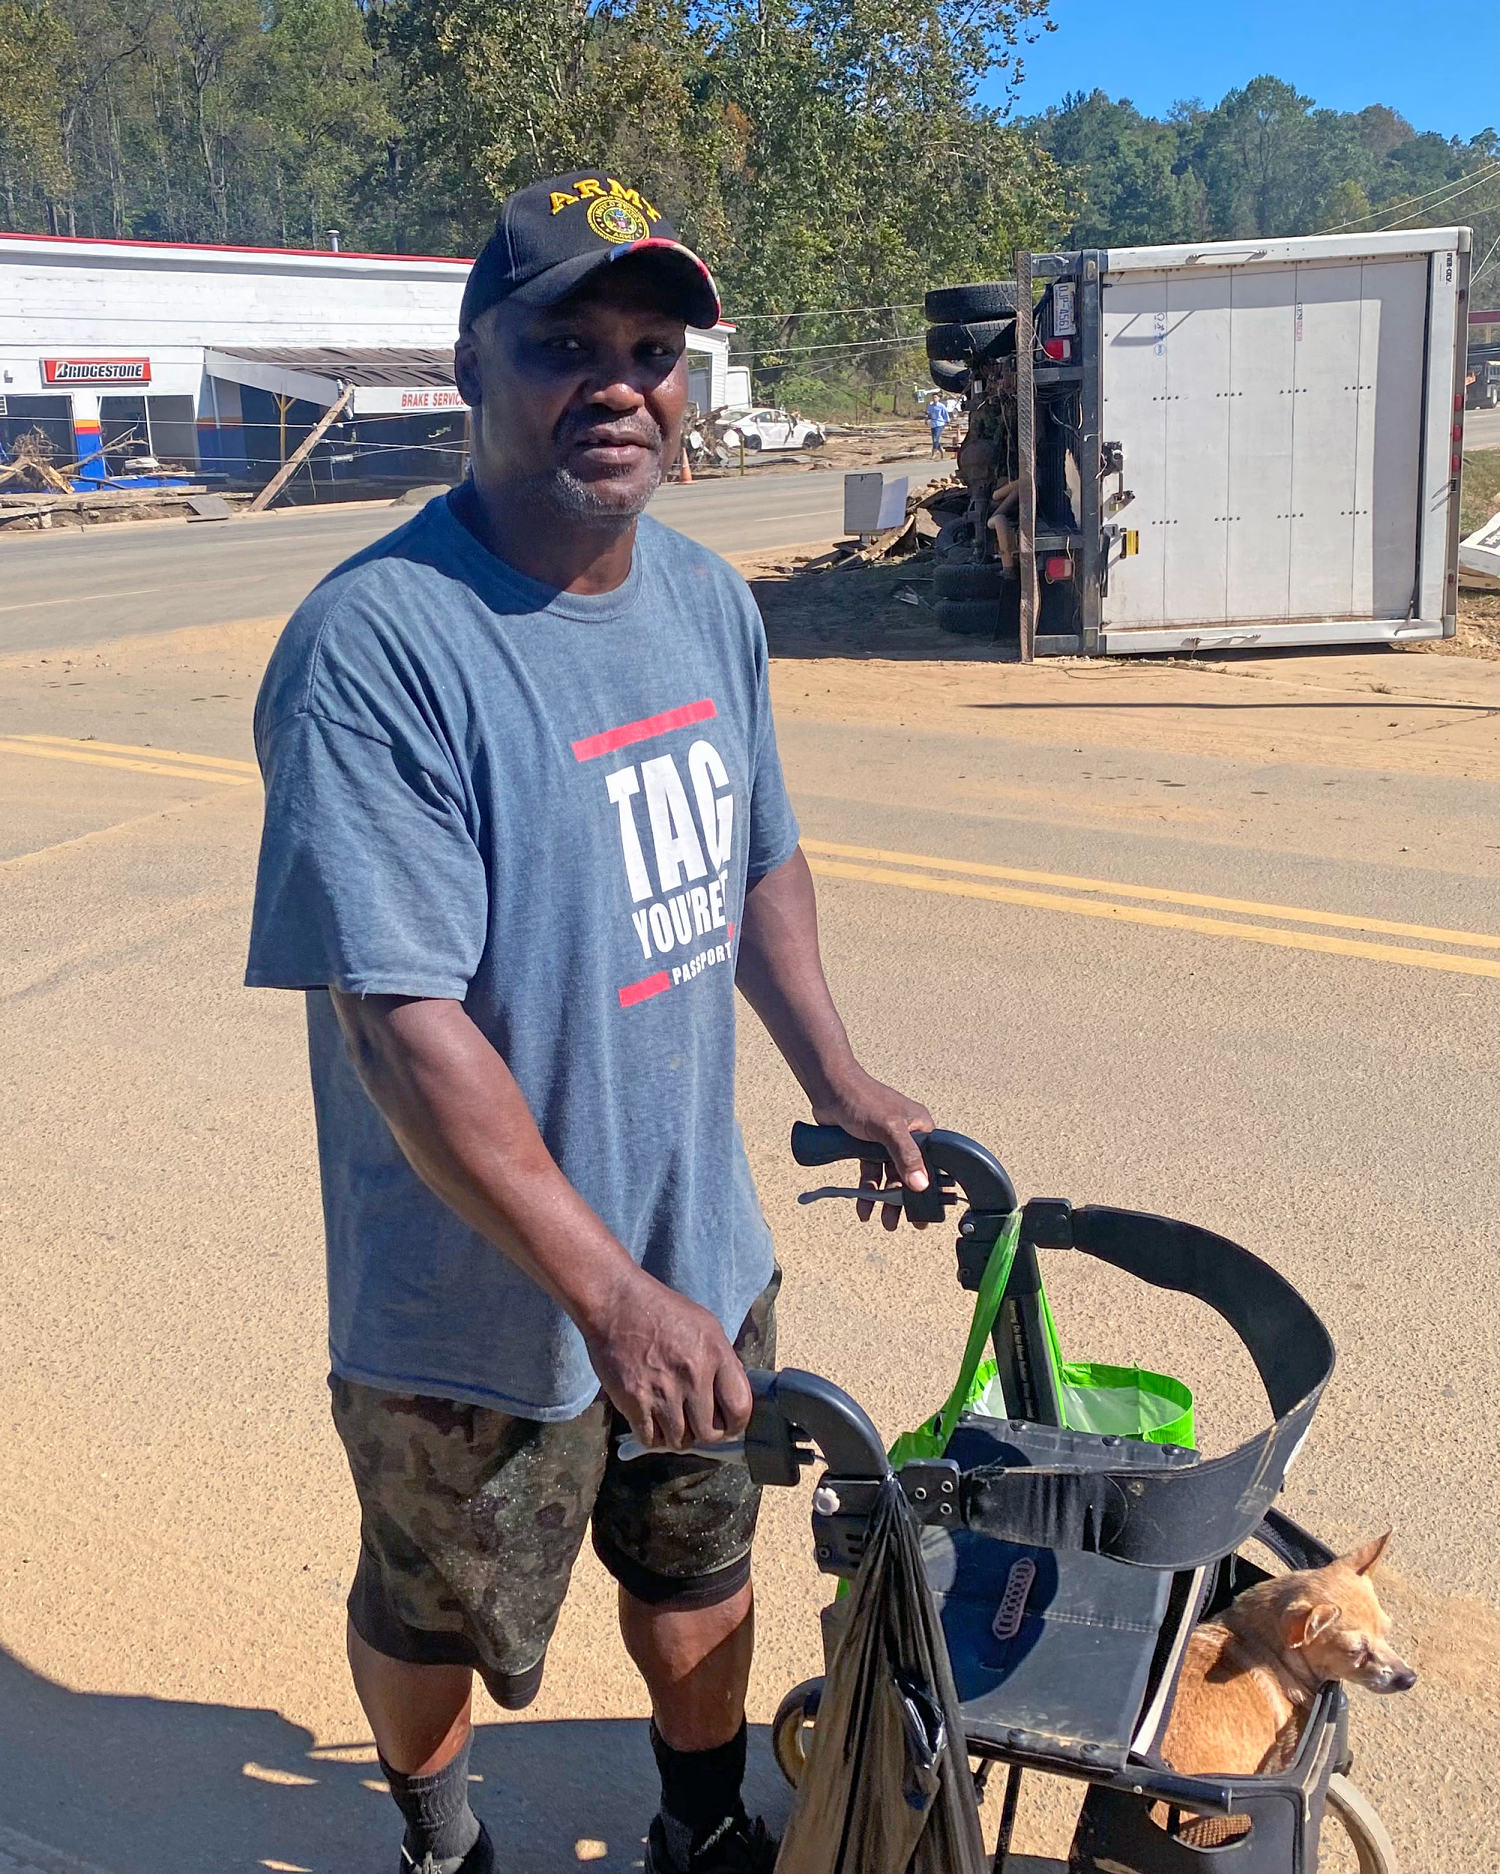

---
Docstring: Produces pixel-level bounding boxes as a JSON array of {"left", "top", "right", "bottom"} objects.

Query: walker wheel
[
  {"left": 771, "top": 1678, "right": 822, "bottom": 1787},
  {"left": 1322, "top": 1774, "right": 1397, "bottom": 1874}
]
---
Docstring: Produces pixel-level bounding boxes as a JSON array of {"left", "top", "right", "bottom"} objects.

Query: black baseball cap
[{"left": 459, "top": 171, "right": 721, "bottom": 332}]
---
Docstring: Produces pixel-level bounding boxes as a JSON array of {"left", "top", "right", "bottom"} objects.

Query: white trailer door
[
  {"left": 1101, "top": 250, "right": 1432, "bottom": 648},
  {"left": 1351, "top": 261, "right": 1428, "bottom": 617},
  {"left": 1225, "top": 264, "right": 1296, "bottom": 620},
  {"left": 1287, "top": 262, "right": 1367, "bottom": 620},
  {"left": 1163, "top": 274, "right": 1232, "bottom": 624}
]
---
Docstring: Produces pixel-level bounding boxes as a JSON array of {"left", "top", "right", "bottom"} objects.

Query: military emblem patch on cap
[{"left": 587, "top": 194, "right": 651, "bottom": 243}]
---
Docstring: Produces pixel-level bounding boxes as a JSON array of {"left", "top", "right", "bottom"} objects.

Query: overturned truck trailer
[{"left": 925, "top": 228, "right": 1470, "bottom": 657}]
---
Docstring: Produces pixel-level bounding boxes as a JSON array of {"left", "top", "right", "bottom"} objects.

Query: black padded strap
[
  {"left": 1070, "top": 1207, "right": 1333, "bottom": 1418},
  {"left": 960, "top": 1208, "right": 1334, "bottom": 1569}
]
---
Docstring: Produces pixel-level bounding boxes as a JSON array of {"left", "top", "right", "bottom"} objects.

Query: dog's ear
[
  {"left": 1287, "top": 1602, "right": 1341, "bottom": 1649},
  {"left": 1342, "top": 1531, "right": 1391, "bottom": 1576}
]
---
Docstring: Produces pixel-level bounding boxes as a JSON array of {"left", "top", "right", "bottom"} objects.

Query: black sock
[
  {"left": 379, "top": 1730, "right": 481, "bottom": 1872},
  {"left": 651, "top": 1719, "right": 748, "bottom": 1865}
]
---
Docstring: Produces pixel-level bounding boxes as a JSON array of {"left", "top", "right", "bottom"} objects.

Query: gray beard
[{"left": 528, "top": 454, "right": 664, "bottom": 523}]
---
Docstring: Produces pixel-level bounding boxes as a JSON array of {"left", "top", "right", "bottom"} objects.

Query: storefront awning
[{"left": 203, "top": 346, "right": 463, "bottom": 416}]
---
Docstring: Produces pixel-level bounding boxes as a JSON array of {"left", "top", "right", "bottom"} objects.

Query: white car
[{"left": 718, "top": 407, "right": 826, "bottom": 452}]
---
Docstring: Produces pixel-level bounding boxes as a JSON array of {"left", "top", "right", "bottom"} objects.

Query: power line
[
  {"left": 1379, "top": 163, "right": 1500, "bottom": 229},
  {"left": 1375, "top": 163, "right": 1500, "bottom": 230},
  {"left": 728, "top": 333, "right": 927, "bottom": 360},
  {"left": 1322, "top": 159, "right": 1500, "bottom": 234},
  {"left": 726, "top": 301, "right": 925, "bottom": 321},
  {"left": 1323, "top": 162, "right": 1498, "bottom": 233},
  {"left": 1322, "top": 161, "right": 1499, "bottom": 233}
]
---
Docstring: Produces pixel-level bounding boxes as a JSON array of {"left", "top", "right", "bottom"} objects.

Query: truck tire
[
  {"left": 926, "top": 318, "right": 1014, "bottom": 364},
  {"left": 935, "top": 597, "right": 1001, "bottom": 637},
  {"left": 925, "top": 282, "right": 1023, "bottom": 322},
  {"left": 929, "top": 359, "right": 970, "bottom": 392},
  {"left": 932, "top": 518, "right": 977, "bottom": 557},
  {"left": 934, "top": 561, "right": 1014, "bottom": 601}
]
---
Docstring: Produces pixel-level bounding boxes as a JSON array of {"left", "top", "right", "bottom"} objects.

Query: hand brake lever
[
  {"left": 798, "top": 1185, "right": 908, "bottom": 1207},
  {"left": 797, "top": 1181, "right": 955, "bottom": 1224}
]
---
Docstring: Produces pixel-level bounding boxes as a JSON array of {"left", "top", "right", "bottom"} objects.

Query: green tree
[
  {"left": 691, "top": 0, "right": 1066, "bottom": 387},
  {"left": 364, "top": 0, "right": 1066, "bottom": 395},
  {"left": 1187, "top": 77, "right": 1369, "bottom": 236},
  {"left": 1032, "top": 90, "right": 1194, "bottom": 246},
  {"left": 1352, "top": 103, "right": 1413, "bottom": 163},
  {"left": 262, "top": 0, "right": 396, "bottom": 246},
  {"left": 369, "top": 0, "right": 729, "bottom": 256},
  {"left": 1032, "top": 75, "right": 1500, "bottom": 251},
  {"left": 0, "top": 1, "right": 71, "bottom": 225}
]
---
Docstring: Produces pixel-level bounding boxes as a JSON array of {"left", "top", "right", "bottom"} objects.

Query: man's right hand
[
  {"left": 325, "top": 994, "right": 754, "bottom": 1452},
  {"left": 583, "top": 1268, "right": 753, "bottom": 1452}
]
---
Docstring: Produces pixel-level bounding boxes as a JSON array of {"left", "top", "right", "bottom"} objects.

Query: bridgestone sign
[{"left": 43, "top": 358, "right": 152, "bottom": 385}]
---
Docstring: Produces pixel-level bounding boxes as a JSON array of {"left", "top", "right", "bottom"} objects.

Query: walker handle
[
  {"left": 790, "top": 1123, "right": 1017, "bottom": 1215},
  {"left": 743, "top": 1367, "right": 890, "bottom": 1486}
]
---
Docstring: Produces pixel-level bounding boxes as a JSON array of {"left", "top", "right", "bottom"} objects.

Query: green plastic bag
[
  {"left": 889, "top": 1213, "right": 1194, "bottom": 1462},
  {"left": 1032, "top": 1287, "right": 1193, "bottom": 1447}
]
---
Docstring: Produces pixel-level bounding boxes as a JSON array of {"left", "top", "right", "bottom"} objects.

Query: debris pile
[
  {"left": 0, "top": 427, "right": 74, "bottom": 495},
  {"left": 793, "top": 478, "right": 955, "bottom": 573}
]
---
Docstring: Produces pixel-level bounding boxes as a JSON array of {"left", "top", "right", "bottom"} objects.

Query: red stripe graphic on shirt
[
  {"left": 618, "top": 970, "right": 672, "bottom": 1008},
  {"left": 572, "top": 698, "right": 717, "bottom": 763}
]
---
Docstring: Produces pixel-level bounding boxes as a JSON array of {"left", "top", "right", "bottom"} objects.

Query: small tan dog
[{"left": 1161, "top": 1532, "right": 1416, "bottom": 1779}]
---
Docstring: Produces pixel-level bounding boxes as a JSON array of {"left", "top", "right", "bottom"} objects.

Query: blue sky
[{"left": 992, "top": 0, "right": 1493, "bottom": 141}]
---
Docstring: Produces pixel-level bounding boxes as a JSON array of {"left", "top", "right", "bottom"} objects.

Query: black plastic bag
[{"left": 775, "top": 1475, "right": 989, "bottom": 1874}]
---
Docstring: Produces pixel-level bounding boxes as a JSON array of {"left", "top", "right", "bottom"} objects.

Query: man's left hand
[{"left": 811, "top": 1071, "right": 935, "bottom": 1231}]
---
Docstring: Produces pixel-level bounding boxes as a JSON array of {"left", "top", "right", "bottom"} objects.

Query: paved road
[
  {"left": 1466, "top": 402, "right": 1500, "bottom": 450},
  {"left": 1, "top": 559, "right": 1497, "bottom": 1870},
  {"left": 0, "top": 459, "right": 938, "bottom": 655}
]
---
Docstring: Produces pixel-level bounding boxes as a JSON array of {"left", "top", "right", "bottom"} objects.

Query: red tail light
[
  {"left": 1043, "top": 554, "right": 1072, "bottom": 583},
  {"left": 1042, "top": 338, "right": 1070, "bottom": 362}
]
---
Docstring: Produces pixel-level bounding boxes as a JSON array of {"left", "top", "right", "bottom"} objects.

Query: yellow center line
[
  {"left": 12, "top": 733, "right": 257, "bottom": 775},
  {"left": 806, "top": 858, "right": 1500, "bottom": 980},
  {"left": 0, "top": 736, "right": 254, "bottom": 786},
  {"left": 801, "top": 837, "right": 1500, "bottom": 951}
]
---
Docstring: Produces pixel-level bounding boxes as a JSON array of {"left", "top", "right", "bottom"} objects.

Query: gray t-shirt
[{"left": 246, "top": 495, "right": 799, "bottom": 1419}]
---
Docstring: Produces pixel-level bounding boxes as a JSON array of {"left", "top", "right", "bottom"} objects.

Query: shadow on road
[
  {"left": 748, "top": 565, "right": 1017, "bottom": 664},
  {"left": 0, "top": 1645, "right": 794, "bottom": 1874}
]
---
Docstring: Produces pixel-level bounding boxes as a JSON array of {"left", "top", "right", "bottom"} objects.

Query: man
[
  {"left": 927, "top": 393, "right": 950, "bottom": 457},
  {"left": 247, "top": 171, "right": 932, "bottom": 1874}
]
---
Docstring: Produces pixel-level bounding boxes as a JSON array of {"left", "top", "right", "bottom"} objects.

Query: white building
[{"left": 0, "top": 232, "right": 733, "bottom": 489}]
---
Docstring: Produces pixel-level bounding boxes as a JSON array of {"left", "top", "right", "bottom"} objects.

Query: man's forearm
[
  {"left": 329, "top": 989, "right": 755, "bottom": 1445},
  {"left": 329, "top": 990, "right": 638, "bottom": 1336},
  {"left": 736, "top": 846, "right": 934, "bottom": 1193},
  {"left": 734, "top": 847, "right": 860, "bottom": 1106}
]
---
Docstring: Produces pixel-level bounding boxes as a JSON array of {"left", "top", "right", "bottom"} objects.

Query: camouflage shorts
[{"left": 330, "top": 1269, "right": 777, "bottom": 1710}]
